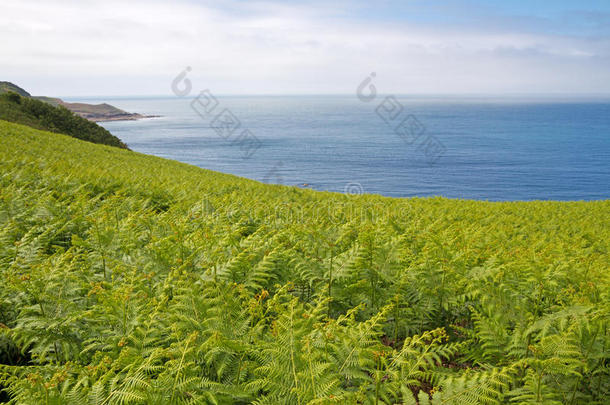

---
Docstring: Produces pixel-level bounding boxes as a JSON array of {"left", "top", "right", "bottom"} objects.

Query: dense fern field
[
  {"left": 0, "top": 120, "right": 608, "bottom": 404},
  {"left": 0, "top": 94, "right": 127, "bottom": 149}
]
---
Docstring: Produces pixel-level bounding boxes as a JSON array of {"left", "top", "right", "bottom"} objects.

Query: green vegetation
[
  {"left": 0, "top": 93, "right": 127, "bottom": 149},
  {"left": 51, "top": 101, "right": 151, "bottom": 122},
  {"left": 1, "top": 81, "right": 146, "bottom": 124},
  {"left": 31, "top": 97, "right": 63, "bottom": 107},
  {"left": 0, "top": 82, "right": 30, "bottom": 97},
  {"left": 0, "top": 120, "right": 608, "bottom": 404},
  {"left": 62, "top": 102, "right": 126, "bottom": 115}
]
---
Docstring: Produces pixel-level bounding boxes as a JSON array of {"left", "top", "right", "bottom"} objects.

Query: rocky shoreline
[{"left": 79, "top": 112, "right": 160, "bottom": 122}]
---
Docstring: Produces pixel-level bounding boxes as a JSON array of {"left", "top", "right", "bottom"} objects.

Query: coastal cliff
[{"left": 0, "top": 81, "right": 155, "bottom": 122}]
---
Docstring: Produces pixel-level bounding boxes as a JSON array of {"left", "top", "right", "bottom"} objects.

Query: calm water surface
[{"left": 67, "top": 95, "right": 610, "bottom": 201}]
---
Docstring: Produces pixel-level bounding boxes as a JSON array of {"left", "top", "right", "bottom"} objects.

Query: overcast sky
[{"left": 1, "top": 0, "right": 610, "bottom": 96}]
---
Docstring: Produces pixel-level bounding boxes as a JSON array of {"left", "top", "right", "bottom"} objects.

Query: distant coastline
[
  {"left": 0, "top": 81, "right": 159, "bottom": 122},
  {"left": 56, "top": 101, "right": 160, "bottom": 122},
  {"left": 35, "top": 97, "right": 160, "bottom": 122},
  {"left": 91, "top": 114, "right": 160, "bottom": 122}
]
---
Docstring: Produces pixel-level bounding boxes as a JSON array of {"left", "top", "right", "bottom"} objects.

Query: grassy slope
[
  {"left": 2, "top": 81, "right": 139, "bottom": 121},
  {"left": 0, "top": 82, "right": 30, "bottom": 97},
  {"left": 31, "top": 96, "right": 63, "bottom": 107},
  {"left": 0, "top": 93, "right": 128, "bottom": 149},
  {"left": 59, "top": 102, "right": 128, "bottom": 116},
  {"left": 0, "top": 120, "right": 608, "bottom": 403}
]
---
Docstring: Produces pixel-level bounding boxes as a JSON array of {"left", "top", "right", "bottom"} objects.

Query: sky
[{"left": 1, "top": 0, "right": 610, "bottom": 96}]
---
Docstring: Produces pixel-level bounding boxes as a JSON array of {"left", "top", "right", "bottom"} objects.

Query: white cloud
[{"left": 0, "top": 0, "right": 608, "bottom": 95}]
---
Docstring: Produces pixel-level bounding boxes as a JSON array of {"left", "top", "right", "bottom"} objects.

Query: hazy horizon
[{"left": 59, "top": 93, "right": 610, "bottom": 102}]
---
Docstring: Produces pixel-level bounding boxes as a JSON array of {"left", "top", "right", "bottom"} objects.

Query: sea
[{"left": 66, "top": 95, "right": 610, "bottom": 201}]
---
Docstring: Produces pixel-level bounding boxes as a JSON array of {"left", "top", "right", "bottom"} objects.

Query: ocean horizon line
[{"left": 61, "top": 92, "right": 610, "bottom": 101}]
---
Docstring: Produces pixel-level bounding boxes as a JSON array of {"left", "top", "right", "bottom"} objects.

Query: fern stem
[
  {"left": 569, "top": 325, "right": 600, "bottom": 404},
  {"left": 536, "top": 367, "right": 543, "bottom": 402},
  {"left": 235, "top": 354, "right": 243, "bottom": 385},
  {"left": 54, "top": 342, "right": 60, "bottom": 364},
  {"left": 374, "top": 356, "right": 381, "bottom": 405},
  {"left": 306, "top": 340, "right": 317, "bottom": 399},
  {"left": 288, "top": 301, "right": 301, "bottom": 405},
  {"left": 368, "top": 238, "right": 376, "bottom": 309},
  {"left": 170, "top": 334, "right": 194, "bottom": 404},
  {"left": 122, "top": 299, "right": 127, "bottom": 335},
  {"left": 94, "top": 221, "right": 107, "bottom": 280},
  {"left": 393, "top": 296, "right": 399, "bottom": 344},
  {"left": 596, "top": 324, "right": 607, "bottom": 399},
  {"left": 328, "top": 247, "right": 333, "bottom": 318}
]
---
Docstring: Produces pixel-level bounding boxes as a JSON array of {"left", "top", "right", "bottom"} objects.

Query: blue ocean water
[{"left": 72, "top": 95, "right": 610, "bottom": 201}]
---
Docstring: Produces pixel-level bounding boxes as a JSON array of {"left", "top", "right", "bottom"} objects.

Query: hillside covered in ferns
[{"left": 0, "top": 120, "right": 608, "bottom": 404}]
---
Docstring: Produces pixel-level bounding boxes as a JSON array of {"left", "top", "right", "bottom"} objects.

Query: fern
[{"left": 0, "top": 121, "right": 608, "bottom": 404}]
